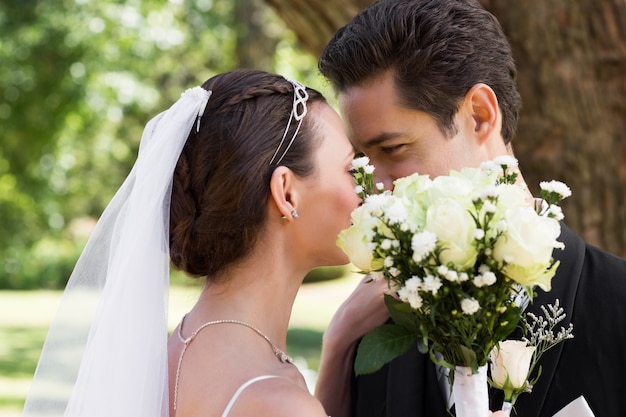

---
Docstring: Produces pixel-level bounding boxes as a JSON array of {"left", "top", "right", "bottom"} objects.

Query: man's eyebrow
[{"left": 361, "top": 132, "right": 404, "bottom": 149}]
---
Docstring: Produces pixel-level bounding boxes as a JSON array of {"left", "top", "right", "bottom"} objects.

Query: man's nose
[{"left": 374, "top": 171, "right": 395, "bottom": 191}]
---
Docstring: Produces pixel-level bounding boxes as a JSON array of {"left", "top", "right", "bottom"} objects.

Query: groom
[{"left": 314, "top": 1, "right": 626, "bottom": 416}]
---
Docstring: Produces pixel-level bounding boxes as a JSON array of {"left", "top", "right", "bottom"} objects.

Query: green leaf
[
  {"left": 354, "top": 324, "right": 418, "bottom": 375},
  {"left": 384, "top": 294, "right": 421, "bottom": 330},
  {"left": 459, "top": 345, "right": 479, "bottom": 369}
]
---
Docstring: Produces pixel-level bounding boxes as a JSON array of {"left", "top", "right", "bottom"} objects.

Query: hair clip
[{"left": 269, "top": 79, "right": 309, "bottom": 165}]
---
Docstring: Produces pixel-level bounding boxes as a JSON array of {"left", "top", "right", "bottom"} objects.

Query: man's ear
[
  {"left": 464, "top": 83, "right": 500, "bottom": 144},
  {"left": 269, "top": 166, "right": 299, "bottom": 220}
]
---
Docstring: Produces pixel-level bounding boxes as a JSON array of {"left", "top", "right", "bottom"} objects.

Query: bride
[{"left": 22, "top": 68, "right": 358, "bottom": 417}]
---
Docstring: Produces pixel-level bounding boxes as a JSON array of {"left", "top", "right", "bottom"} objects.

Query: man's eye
[{"left": 381, "top": 144, "right": 405, "bottom": 154}]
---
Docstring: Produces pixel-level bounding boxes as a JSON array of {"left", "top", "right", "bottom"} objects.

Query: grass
[{"left": 0, "top": 274, "right": 358, "bottom": 417}]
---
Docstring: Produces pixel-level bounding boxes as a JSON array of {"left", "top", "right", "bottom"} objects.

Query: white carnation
[
  {"left": 411, "top": 231, "right": 438, "bottom": 262},
  {"left": 540, "top": 180, "right": 572, "bottom": 198},
  {"left": 384, "top": 200, "right": 408, "bottom": 224},
  {"left": 492, "top": 155, "right": 519, "bottom": 169},
  {"left": 461, "top": 298, "right": 480, "bottom": 314},
  {"left": 423, "top": 275, "right": 443, "bottom": 294},
  {"left": 351, "top": 156, "right": 370, "bottom": 169}
]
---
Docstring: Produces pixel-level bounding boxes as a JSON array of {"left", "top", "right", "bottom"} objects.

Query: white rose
[
  {"left": 393, "top": 173, "right": 432, "bottom": 200},
  {"left": 337, "top": 225, "right": 376, "bottom": 272},
  {"left": 337, "top": 206, "right": 384, "bottom": 272},
  {"left": 429, "top": 175, "right": 475, "bottom": 206},
  {"left": 453, "top": 166, "right": 498, "bottom": 189},
  {"left": 493, "top": 207, "right": 562, "bottom": 291},
  {"left": 489, "top": 340, "right": 535, "bottom": 389},
  {"left": 495, "top": 184, "right": 528, "bottom": 209},
  {"left": 393, "top": 174, "right": 431, "bottom": 231},
  {"left": 425, "top": 199, "right": 478, "bottom": 270}
]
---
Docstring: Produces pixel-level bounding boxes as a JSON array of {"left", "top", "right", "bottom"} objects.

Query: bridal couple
[{"left": 23, "top": 1, "right": 626, "bottom": 417}]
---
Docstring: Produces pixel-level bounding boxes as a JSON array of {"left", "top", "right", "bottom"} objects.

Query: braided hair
[{"left": 169, "top": 69, "right": 325, "bottom": 280}]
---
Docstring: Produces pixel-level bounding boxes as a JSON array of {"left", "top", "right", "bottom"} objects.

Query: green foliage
[
  {"left": 0, "top": 0, "right": 327, "bottom": 289},
  {"left": 303, "top": 265, "right": 349, "bottom": 283},
  {"left": 354, "top": 323, "right": 418, "bottom": 375}
]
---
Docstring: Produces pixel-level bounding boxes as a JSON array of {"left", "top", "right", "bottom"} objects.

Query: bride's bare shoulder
[{"left": 226, "top": 376, "right": 328, "bottom": 417}]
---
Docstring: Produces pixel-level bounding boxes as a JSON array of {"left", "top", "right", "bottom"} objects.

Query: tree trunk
[
  {"left": 265, "top": 0, "right": 626, "bottom": 257},
  {"left": 234, "top": 0, "right": 278, "bottom": 70},
  {"left": 263, "top": 0, "right": 373, "bottom": 55},
  {"left": 485, "top": 0, "right": 626, "bottom": 256}
]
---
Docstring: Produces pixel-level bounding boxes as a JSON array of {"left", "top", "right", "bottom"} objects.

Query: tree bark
[
  {"left": 265, "top": 0, "right": 626, "bottom": 257},
  {"left": 263, "top": 0, "right": 373, "bottom": 55},
  {"left": 484, "top": 0, "right": 626, "bottom": 256},
  {"left": 234, "top": 0, "right": 278, "bottom": 70}
]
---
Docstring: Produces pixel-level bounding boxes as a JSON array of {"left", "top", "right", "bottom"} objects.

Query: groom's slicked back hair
[{"left": 319, "top": 0, "right": 522, "bottom": 144}]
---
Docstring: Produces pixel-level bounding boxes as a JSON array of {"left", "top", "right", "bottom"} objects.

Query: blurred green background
[
  {"left": 0, "top": 0, "right": 338, "bottom": 290},
  {"left": 0, "top": 0, "right": 353, "bottom": 415}
]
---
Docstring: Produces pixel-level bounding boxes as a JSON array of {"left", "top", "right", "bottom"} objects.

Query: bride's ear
[{"left": 269, "top": 166, "right": 299, "bottom": 220}]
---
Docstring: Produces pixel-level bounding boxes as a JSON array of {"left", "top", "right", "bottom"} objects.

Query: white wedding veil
[{"left": 22, "top": 86, "right": 212, "bottom": 417}]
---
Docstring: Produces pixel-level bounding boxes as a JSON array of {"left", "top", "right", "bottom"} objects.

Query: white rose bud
[{"left": 490, "top": 340, "right": 535, "bottom": 390}]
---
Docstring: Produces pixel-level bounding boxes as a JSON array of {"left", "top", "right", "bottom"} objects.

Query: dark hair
[
  {"left": 169, "top": 69, "right": 325, "bottom": 279},
  {"left": 318, "top": 0, "right": 521, "bottom": 143}
]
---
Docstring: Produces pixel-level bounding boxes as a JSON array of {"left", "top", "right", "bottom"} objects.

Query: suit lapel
[{"left": 512, "top": 224, "right": 585, "bottom": 416}]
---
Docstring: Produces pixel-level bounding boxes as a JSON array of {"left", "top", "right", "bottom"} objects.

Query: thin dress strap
[{"left": 221, "top": 375, "right": 283, "bottom": 417}]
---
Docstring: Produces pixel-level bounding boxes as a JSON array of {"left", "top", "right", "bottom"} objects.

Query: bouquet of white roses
[{"left": 338, "top": 156, "right": 571, "bottom": 416}]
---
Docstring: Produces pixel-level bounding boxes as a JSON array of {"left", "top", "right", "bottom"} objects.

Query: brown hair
[
  {"left": 319, "top": 0, "right": 521, "bottom": 144},
  {"left": 169, "top": 69, "right": 325, "bottom": 279}
]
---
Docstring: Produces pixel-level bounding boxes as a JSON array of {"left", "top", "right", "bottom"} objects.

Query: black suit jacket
[{"left": 352, "top": 224, "right": 626, "bottom": 417}]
